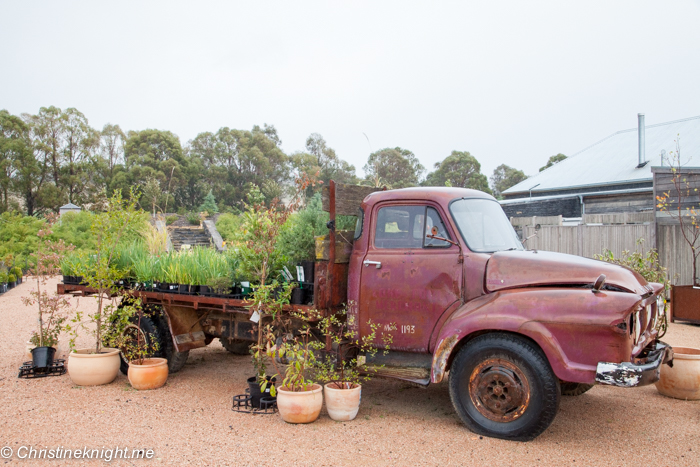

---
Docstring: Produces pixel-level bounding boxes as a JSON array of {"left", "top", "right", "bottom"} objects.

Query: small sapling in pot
[
  {"left": 315, "top": 303, "right": 394, "bottom": 421},
  {"left": 21, "top": 214, "right": 74, "bottom": 371}
]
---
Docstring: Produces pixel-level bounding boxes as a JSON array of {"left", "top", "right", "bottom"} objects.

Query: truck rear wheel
[
  {"left": 448, "top": 333, "right": 561, "bottom": 441},
  {"left": 117, "top": 314, "right": 161, "bottom": 375},
  {"left": 219, "top": 338, "right": 251, "bottom": 355},
  {"left": 560, "top": 382, "right": 593, "bottom": 396}
]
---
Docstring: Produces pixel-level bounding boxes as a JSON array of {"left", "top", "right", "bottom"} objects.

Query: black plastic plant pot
[
  {"left": 77, "top": 276, "right": 86, "bottom": 285},
  {"left": 168, "top": 284, "right": 179, "bottom": 293},
  {"left": 8, "top": 282, "right": 15, "bottom": 289},
  {"left": 31, "top": 346, "right": 56, "bottom": 370},
  {"left": 158, "top": 282, "right": 171, "bottom": 292},
  {"left": 301, "top": 260, "right": 315, "bottom": 283},
  {"left": 231, "top": 286, "right": 242, "bottom": 295},
  {"left": 291, "top": 287, "right": 304, "bottom": 305},
  {"left": 198, "top": 285, "right": 211, "bottom": 296},
  {"left": 247, "top": 375, "right": 277, "bottom": 409},
  {"left": 0, "top": 284, "right": 6, "bottom": 294},
  {"left": 303, "top": 286, "right": 314, "bottom": 305},
  {"left": 178, "top": 284, "right": 191, "bottom": 294}
]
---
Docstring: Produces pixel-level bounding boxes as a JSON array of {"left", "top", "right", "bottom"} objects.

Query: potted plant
[
  {"left": 133, "top": 254, "right": 156, "bottom": 291},
  {"left": 656, "top": 139, "right": 700, "bottom": 322},
  {"left": 114, "top": 299, "right": 168, "bottom": 390},
  {"left": 7, "top": 273, "right": 16, "bottom": 289},
  {"left": 21, "top": 214, "right": 74, "bottom": 371},
  {"left": 246, "top": 282, "right": 294, "bottom": 407},
  {"left": 0, "top": 271, "right": 7, "bottom": 294},
  {"left": 315, "top": 304, "right": 394, "bottom": 421},
  {"left": 66, "top": 191, "right": 144, "bottom": 386},
  {"left": 262, "top": 323, "right": 325, "bottom": 424},
  {"left": 11, "top": 266, "right": 22, "bottom": 285}
]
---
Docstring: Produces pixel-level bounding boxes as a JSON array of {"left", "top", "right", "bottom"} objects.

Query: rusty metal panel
[
  {"left": 670, "top": 285, "right": 700, "bottom": 324},
  {"left": 485, "top": 249, "right": 652, "bottom": 296},
  {"left": 313, "top": 261, "right": 349, "bottom": 309},
  {"left": 161, "top": 305, "right": 207, "bottom": 352},
  {"left": 314, "top": 231, "right": 354, "bottom": 263}
]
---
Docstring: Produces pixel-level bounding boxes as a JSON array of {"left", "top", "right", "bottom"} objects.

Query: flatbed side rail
[{"left": 56, "top": 283, "right": 315, "bottom": 315}]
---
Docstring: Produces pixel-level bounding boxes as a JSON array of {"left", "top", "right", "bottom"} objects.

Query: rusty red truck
[{"left": 58, "top": 182, "right": 674, "bottom": 441}]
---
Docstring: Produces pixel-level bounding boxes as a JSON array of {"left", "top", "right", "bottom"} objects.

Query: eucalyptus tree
[
  {"left": 539, "top": 153, "right": 567, "bottom": 172},
  {"left": 123, "top": 129, "right": 186, "bottom": 211},
  {"left": 362, "top": 147, "right": 424, "bottom": 189},
  {"left": 0, "top": 110, "right": 30, "bottom": 211},
  {"left": 490, "top": 164, "right": 527, "bottom": 198},
  {"left": 423, "top": 151, "right": 492, "bottom": 194},
  {"left": 187, "top": 125, "right": 289, "bottom": 209}
]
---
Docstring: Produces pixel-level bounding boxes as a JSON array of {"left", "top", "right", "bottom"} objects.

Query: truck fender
[{"left": 430, "top": 288, "right": 640, "bottom": 384}]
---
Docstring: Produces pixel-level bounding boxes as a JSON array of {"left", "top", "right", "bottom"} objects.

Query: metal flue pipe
[{"left": 638, "top": 113, "right": 646, "bottom": 167}]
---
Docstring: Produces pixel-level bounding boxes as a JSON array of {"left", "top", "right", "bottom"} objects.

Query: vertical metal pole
[
  {"left": 638, "top": 113, "right": 646, "bottom": 167},
  {"left": 327, "top": 180, "right": 336, "bottom": 351}
]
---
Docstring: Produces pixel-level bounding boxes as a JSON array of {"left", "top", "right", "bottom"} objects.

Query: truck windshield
[{"left": 450, "top": 199, "right": 523, "bottom": 253}]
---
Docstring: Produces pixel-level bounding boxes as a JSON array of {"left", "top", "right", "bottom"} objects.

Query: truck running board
[
  {"left": 362, "top": 365, "right": 431, "bottom": 386},
  {"left": 360, "top": 351, "right": 433, "bottom": 386}
]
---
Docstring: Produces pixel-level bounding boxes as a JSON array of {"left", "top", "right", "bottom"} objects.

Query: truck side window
[
  {"left": 424, "top": 207, "right": 451, "bottom": 247},
  {"left": 354, "top": 207, "right": 364, "bottom": 240},
  {"left": 375, "top": 206, "right": 425, "bottom": 249}
]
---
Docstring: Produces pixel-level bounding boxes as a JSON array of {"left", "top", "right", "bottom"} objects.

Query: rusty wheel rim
[{"left": 469, "top": 358, "right": 530, "bottom": 422}]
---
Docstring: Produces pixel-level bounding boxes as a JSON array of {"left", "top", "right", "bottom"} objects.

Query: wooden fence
[
  {"left": 521, "top": 223, "right": 697, "bottom": 286},
  {"left": 523, "top": 224, "right": 655, "bottom": 259}
]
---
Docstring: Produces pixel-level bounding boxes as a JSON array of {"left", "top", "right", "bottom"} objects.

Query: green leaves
[{"left": 423, "top": 151, "right": 491, "bottom": 194}]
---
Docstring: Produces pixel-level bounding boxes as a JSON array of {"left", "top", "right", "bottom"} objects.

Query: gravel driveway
[{"left": 1, "top": 278, "right": 698, "bottom": 466}]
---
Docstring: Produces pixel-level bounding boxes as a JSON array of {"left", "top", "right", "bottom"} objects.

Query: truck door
[{"left": 359, "top": 203, "right": 462, "bottom": 352}]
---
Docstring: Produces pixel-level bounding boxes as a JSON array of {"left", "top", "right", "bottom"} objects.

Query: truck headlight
[{"left": 656, "top": 295, "right": 666, "bottom": 319}]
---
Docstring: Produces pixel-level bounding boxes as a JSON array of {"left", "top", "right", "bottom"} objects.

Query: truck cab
[{"left": 345, "top": 186, "right": 672, "bottom": 440}]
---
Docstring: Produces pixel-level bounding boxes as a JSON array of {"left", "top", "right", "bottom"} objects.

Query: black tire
[
  {"left": 219, "top": 337, "right": 251, "bottom": 355},
  {"left": 560, "top": 382, "right": 594, "bottom": 396},
  {"left": 117, "top": 315, "right": 161, "bottom": 375},
  {"left": 448, "top": 333, "right": 561, "bottom": 441}
]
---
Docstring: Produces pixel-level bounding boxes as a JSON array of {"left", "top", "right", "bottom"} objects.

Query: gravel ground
[{"left": 1, "top": 277, "right": 699, "bottom": 466}]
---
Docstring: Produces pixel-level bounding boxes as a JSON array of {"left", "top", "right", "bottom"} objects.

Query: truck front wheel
[{"left": 448, "top": 333, "right": 561, "bottom": 441}]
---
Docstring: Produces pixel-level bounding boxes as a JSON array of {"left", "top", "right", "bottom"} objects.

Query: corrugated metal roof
[{"left": 504, "top": 115, "right": 700, "bottom": 196}]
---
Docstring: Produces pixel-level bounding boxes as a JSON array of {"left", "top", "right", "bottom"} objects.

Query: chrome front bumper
[{"left": 595, "top": 340, "right": 674, "bottom": 388}]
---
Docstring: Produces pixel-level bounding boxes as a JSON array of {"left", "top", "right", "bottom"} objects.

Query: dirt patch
[{"left": 1, "top": 278, "right": 698, "bottom": 466}]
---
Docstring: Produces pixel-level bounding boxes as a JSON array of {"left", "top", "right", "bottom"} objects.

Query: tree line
[{"left": 0, "top": 106, "right": 565, "bottom": 215}]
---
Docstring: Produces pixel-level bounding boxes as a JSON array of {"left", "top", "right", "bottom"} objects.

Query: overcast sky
[{"left": 2, "top": 1, "right": 699, "bottom": 181}]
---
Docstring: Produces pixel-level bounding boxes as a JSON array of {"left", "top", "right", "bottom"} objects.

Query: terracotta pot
[
  {"left": 276, "top": 384, "right": 323, "bottom": 424},
  {"left": 324, "top": 383, "right": 361, "bottom": 421},
  {"left": 128, "top": 358, "right": 169, "bottom": 390},
  {"left": 655, "top": 347, "right": 700, "bottom": 400},
  {"left": 67, "top": 348, "right": 121, "bottom": 386}
]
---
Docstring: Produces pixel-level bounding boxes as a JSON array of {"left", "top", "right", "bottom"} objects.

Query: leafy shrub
[
  {"left": 0, "top": 271, "right": 7, "bottom": 283},
  {"left": 8, "top": 273, "right": 16, "bottom": 283},
  {"left": 166, "top": 215, "right": 178, "bottom": 225},
  {"left": 0, "top": 211, "right": 43, "bottom": 269},
  {"left": 215, "top": 213, "right": 242, "bottom": 243},
  {"left": 595, "top": 238, "right": 672, "bottom": 336},
  {"left": 277, "top": 193, "right": 357, "bottom": 266},
  {"left": 10, "top": 266, "right": 22, "bottom": 278},
  {"left": 51, "top": 211, "right": 95, "bottom": 250},
  {"left": 186, "top": 212, "right": 200, "bottom": 225},
  {"left": 51, "top": 210, "right": 149, "bottom": 252}
]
